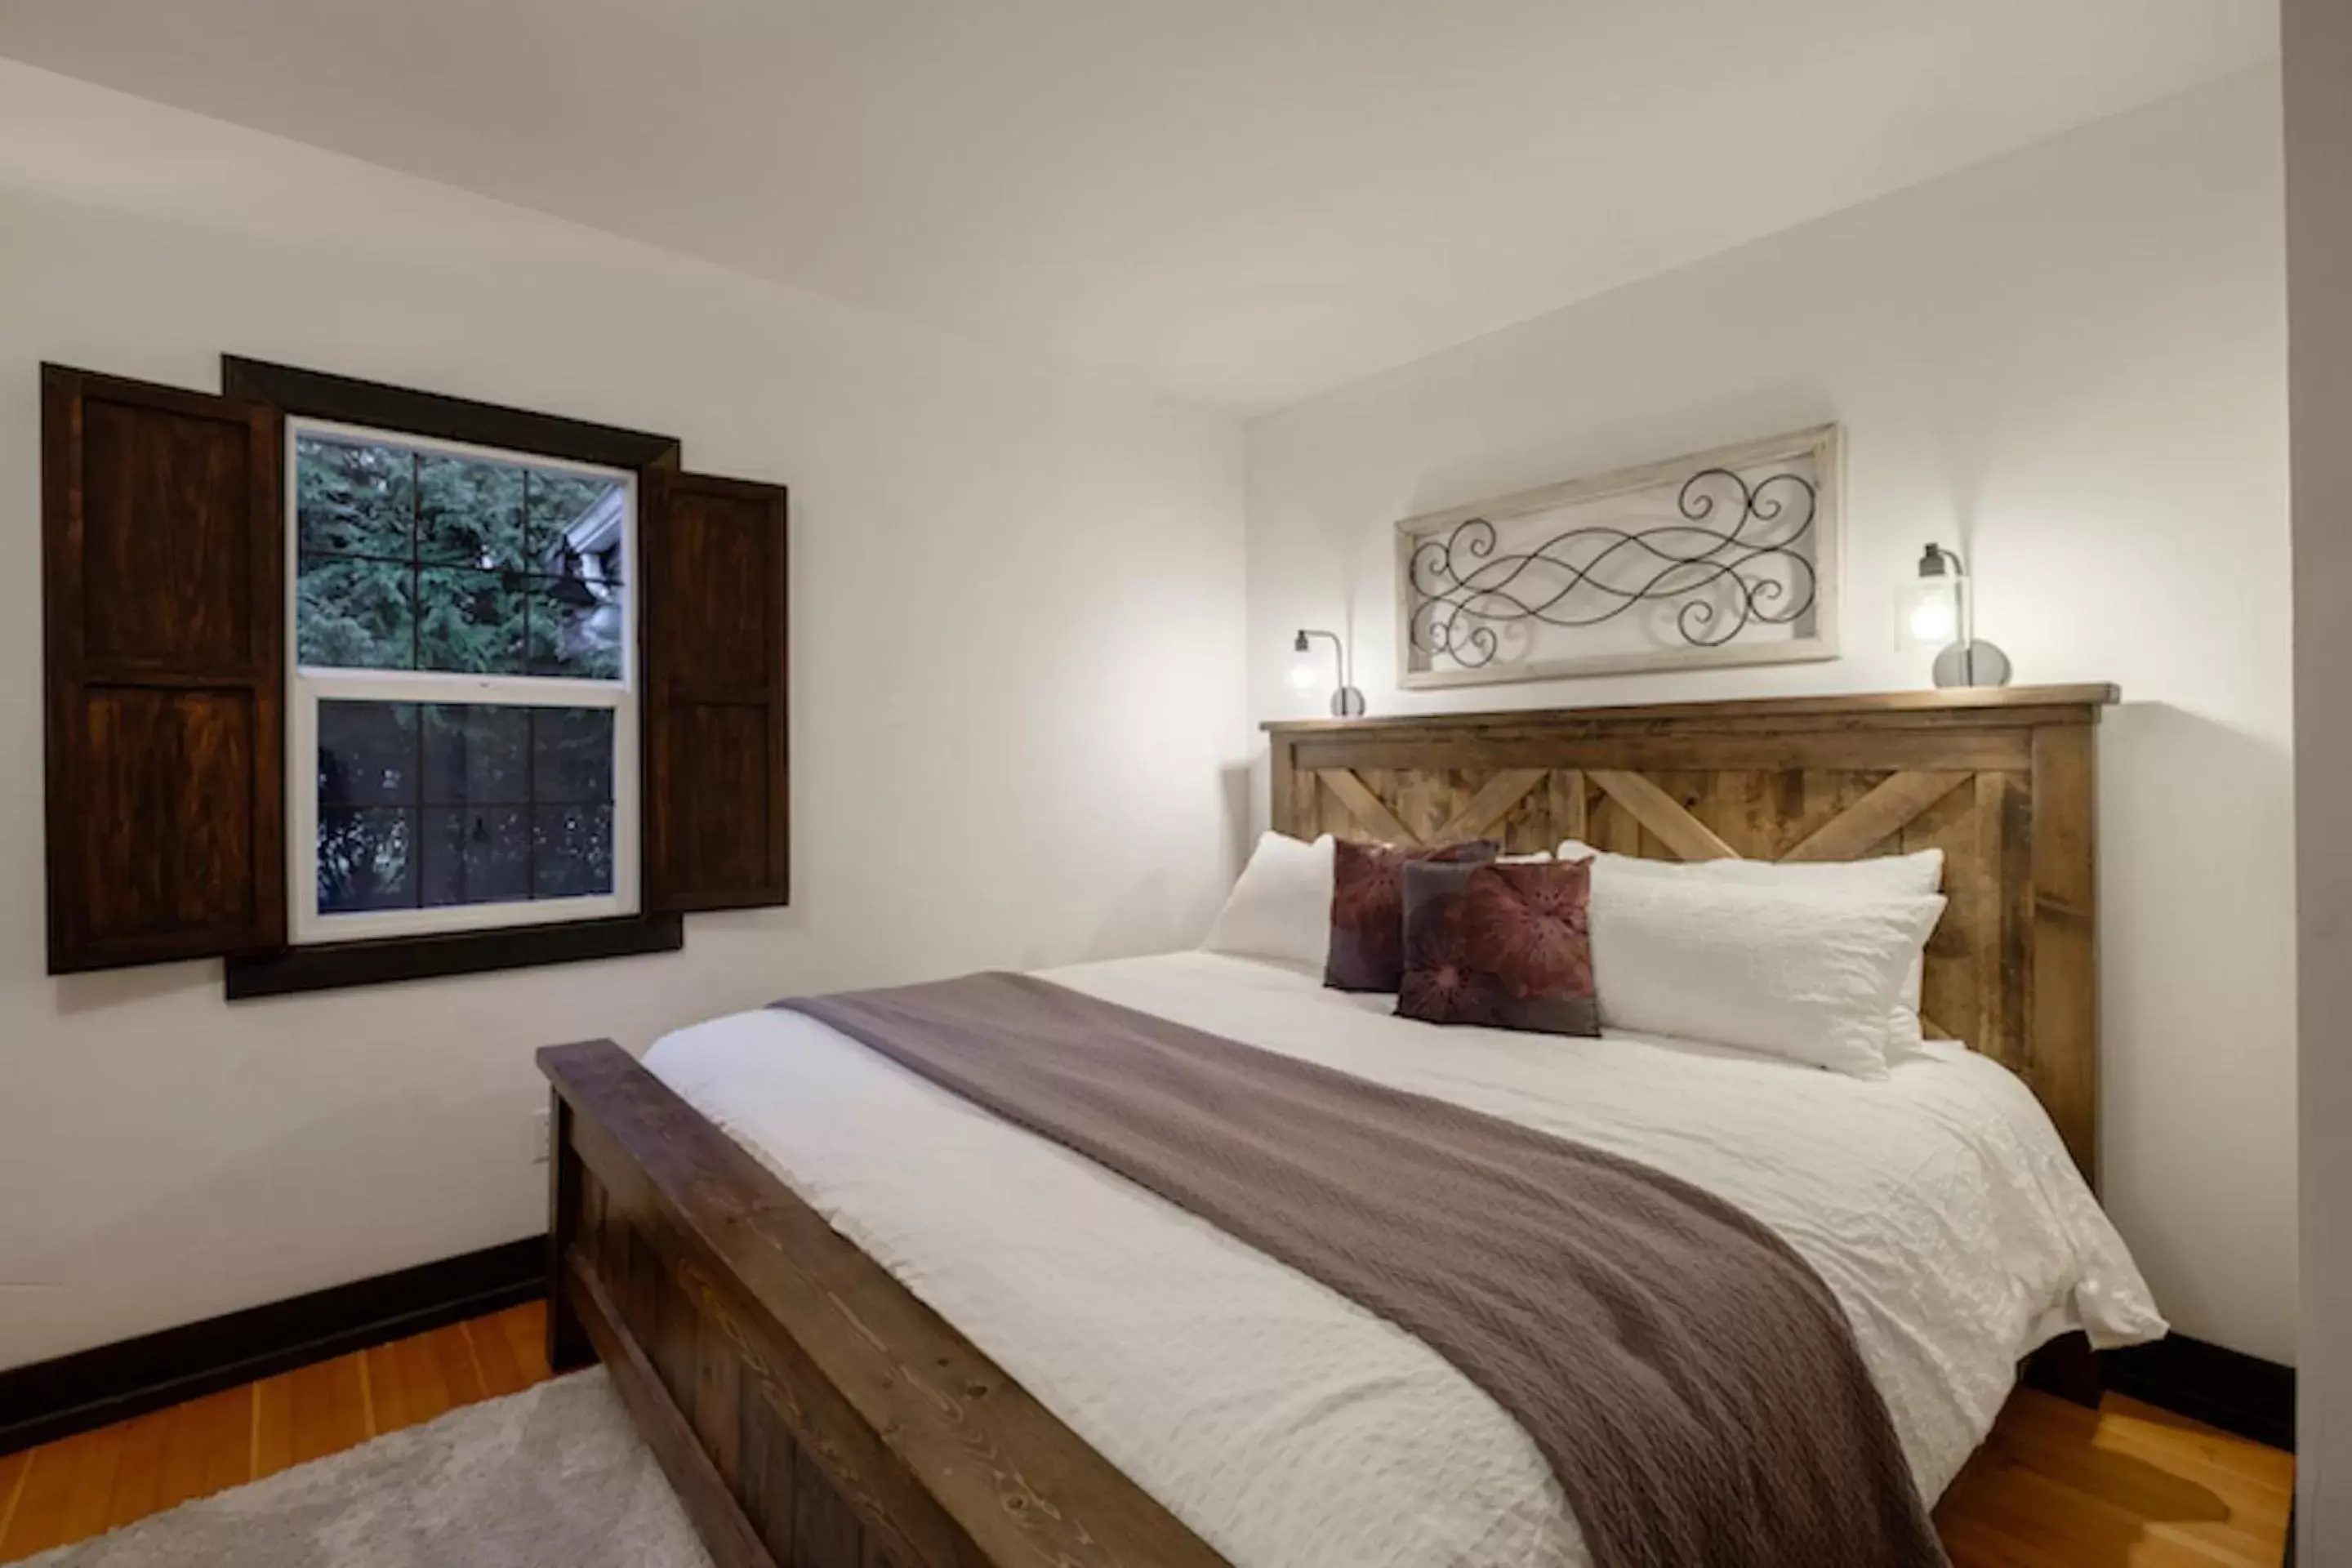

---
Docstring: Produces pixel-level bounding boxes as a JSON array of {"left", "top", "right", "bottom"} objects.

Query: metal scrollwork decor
[{"left": 1396, "top": 425, "right": 1842, "bottom": 688}]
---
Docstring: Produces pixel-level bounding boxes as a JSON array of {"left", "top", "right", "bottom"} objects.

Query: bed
[{"left": 539, "top": 685, "right": 2154, "bottom": 1568}]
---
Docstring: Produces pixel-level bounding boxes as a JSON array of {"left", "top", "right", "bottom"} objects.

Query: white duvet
[{"left": 644, "top": 951, "right": 2163, "bottom": 1568}]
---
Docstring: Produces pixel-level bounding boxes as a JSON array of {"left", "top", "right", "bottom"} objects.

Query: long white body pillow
[
  {"left": 1559, "top": 841, "right": 1945, "bottom": 1057},
  {"left": 1586, "top": 872, "right": 1945, "bottom": 1079}
]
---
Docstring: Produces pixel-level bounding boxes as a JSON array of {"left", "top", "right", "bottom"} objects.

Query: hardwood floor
[
  {"left": 1936, "top": 1390, "right": 2293, "bottom": 1567},
  {"left": 0, "top": 1303, "right": 552, "bottom": 1563},
  {"left": 0, "top": 1301, "right": 2292, "bottom": 1566}
]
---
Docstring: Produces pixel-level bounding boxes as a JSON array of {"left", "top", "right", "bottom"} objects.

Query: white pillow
[
  {"left": 1557, "top": 841, "right": 1945, "bottom": 1056},
  {"left": 1201, "top": 832, "right": 1334, "bottom": 972},
  {"left": 1584, "top": 873, "right": 1945, "bottom": 1079}
]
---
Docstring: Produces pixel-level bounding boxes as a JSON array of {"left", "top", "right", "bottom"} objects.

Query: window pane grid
[
  {"left": 297, "top": 433, "right": 626, "bottom": 680},
  {"left": 411, "top": 446, "right": 421, "bottom": 675},
  {"left": 295, "top": 549, "right": 624, "bottom": 583},
  {"left": 292, "top": 419, "right": 636, "bottom": 943},
  {"left": 298, "top": 434, "right": 623, "bottom": 565},
  {"left": 316, "top": 700, "right": 615, "bottom": 916}
]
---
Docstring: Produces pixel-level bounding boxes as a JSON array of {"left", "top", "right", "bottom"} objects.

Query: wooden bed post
[
  {"left": 546, "top": 1091, "right": 595, "bottom": 1374},
  {"left": 538, "top": 1038, "right": 1231, "bottom": 1568}
]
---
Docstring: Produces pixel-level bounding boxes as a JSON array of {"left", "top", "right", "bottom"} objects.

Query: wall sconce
[
  {"left": 1897, "top": 543, "right": 2011, "bottom": 688},
  {"left": 1290, "top": 629, "right": 1366, "bottom": 717}
]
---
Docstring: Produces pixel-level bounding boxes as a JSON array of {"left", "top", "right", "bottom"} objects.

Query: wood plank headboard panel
[{"left": 1263, "top": 685, "right": 2115, "bottom": 1186}]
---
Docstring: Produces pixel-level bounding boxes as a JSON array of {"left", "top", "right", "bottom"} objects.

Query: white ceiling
[{"left": 0, "top": 2, "right": 2276, "bottom": 414}]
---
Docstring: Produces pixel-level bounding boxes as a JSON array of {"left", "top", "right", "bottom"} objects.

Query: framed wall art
[{"left": 1397, "top": 424, "right": 1842, "bottom": 688}]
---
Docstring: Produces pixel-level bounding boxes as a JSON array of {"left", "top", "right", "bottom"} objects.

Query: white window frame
[{"left": 285, "top": 416, "right": 640, "bottom": 946}]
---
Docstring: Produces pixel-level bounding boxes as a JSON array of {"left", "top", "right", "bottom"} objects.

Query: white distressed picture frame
[{"left": 1396, "top": 424, "right": 1844, "bottom": 688}]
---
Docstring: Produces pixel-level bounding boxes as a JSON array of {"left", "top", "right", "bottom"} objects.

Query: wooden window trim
[
  {"left": 225, "top": 911, "right": 683, "bottom": 999},
  {"left": 227, "top": 358, "right": 688, "bottom": 996},
  {"left": 220, "top": 358, "right": 681, "bottom": 473}
]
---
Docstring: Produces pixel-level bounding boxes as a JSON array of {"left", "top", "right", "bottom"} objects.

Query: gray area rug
[{"left": 29, "top": 1370, "right": 712, "bottom": 1567}]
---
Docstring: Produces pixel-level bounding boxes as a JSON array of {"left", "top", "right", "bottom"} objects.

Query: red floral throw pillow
[
  {"left": 1395, "top": 859, "right": 1600, "bottom": 1036},
  {"left": 1323, "top": 839, "right": 1499, "bottom": 993}
]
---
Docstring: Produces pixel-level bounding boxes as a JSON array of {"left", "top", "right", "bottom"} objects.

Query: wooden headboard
[{"left": 1264, "top": 685, "right": 2113, "bottom": 1185}]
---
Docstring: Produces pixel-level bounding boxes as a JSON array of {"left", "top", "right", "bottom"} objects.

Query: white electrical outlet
[{"left": 530, "top": 1107, "right": 552, "bottom": 1165}]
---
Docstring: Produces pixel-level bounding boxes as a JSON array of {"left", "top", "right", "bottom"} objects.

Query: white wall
[
  {"left": 1246, "top": 69, "right": 2295, "bottom": 1362},
  {"left": 0, "top": 61, "right": 1250, "bottom": 1372},
  {"left": 2287, "top": 0, "right": 2349, "bottom": 1553}
]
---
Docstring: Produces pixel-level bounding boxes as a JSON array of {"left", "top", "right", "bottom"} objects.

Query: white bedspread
[{"left": 644, "top": 951, "right": 2163, "bottom": 1568}]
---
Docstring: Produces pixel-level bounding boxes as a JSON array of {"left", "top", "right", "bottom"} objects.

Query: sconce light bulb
[{"left": 1908, "top": 598, "right": 1958, "bottom": 645}]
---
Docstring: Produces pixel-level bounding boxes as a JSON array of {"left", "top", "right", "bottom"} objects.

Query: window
[
  {"left": 42, "top": 356, "right": 787, "bottom": 994},
  {"left": 287, "top": 420, "right": 639, "bottom": 942}
]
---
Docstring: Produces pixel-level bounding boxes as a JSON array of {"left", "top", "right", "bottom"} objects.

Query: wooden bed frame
[{"left": 540, "top": 684, "right": 2114, "bottom": 1568}]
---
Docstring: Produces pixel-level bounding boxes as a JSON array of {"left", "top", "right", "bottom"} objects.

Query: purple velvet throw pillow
[
  {"left": 1395, "top": 858, "right": 1601, "bottom": 1037},
  {"left": 1324, "top": 839, "right": 1499, "bottom": 993}
]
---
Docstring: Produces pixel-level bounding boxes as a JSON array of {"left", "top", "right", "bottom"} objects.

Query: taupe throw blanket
[{"left": 776, "top": 973, "right": 1946, "bottom": 1568}]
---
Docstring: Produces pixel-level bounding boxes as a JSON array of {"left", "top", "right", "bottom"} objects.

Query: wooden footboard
[{"left": 540, "top": 1039, "right": 1229, "bottom": 1568}]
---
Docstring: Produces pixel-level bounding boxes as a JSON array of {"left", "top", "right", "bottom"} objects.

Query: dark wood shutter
[
  {"left": 641, "top": 470, "right": 789, "bottom": 911},
  {"left": 42, "top": 364, "right": 285, "bottom": 972}
]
